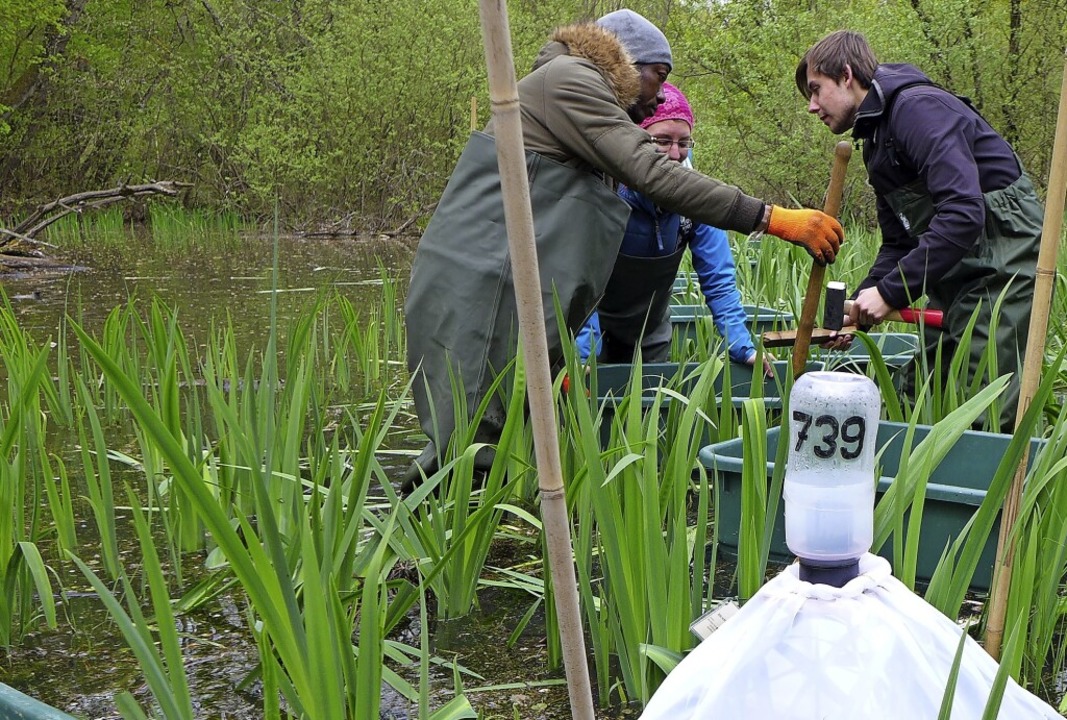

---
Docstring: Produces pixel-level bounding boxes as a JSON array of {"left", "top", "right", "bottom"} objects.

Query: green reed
[
  {"left": 957, "top": 357, "right": 1067, "bottom": 690},
  {"left": 729, "top": 226, "right": 879, "bottom": 315},
  {"left": 5, "top": 216, "right": 1067, "bottom": 715},
  {"left": 148, "top": 204, "right": 244, "bottom": 250},
  {"left": 0, "top": 292, "right": 77, "bottom": 550},
  {"left": 44, "top": 207, "right": 131, "bottom": 249},
  {"left": 326, "top": 276, "right": 407, "bottom": 399},
  {"left": 0, "top": 260, "right": 473, "bottom": 712},
  {"left": 873, "top": 375, "right": 1012, "bottom": 589},
  {"left": 0, "top": 339, "right": 57, "bottom": 647},
  {"left": 379, "top": 356, "right": 528, "bottom": 621},
  {"left": 72, "top": 489, "right": 196, "bottom": 720},
  {"left": 552, "top": 344, "right": 720, "bottom": 704},
  {"left": 68, "top": 309, "right": 473, "bottom": 717},
  {"left": 736, "top": 398, "right": 771, "bottom": 601}
]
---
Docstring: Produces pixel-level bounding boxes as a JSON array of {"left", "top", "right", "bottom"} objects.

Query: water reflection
[{"left": 2, "top": 233, "right": 417, "bottom": 346}]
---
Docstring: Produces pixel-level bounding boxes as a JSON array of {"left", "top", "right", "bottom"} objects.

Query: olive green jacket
[
  {"left": 406, "top": 21, "right": 764, "bottom": 462},
  {"left": 504, "top": 22, "right": 764, "bottom": 232}
]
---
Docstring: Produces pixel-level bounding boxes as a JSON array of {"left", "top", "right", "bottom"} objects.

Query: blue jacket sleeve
[
  {"left": 575, "top": 311, "right": 601, "bottom": 362},
  {"left": 690, "top": 224, "right": 755, "bottom": 363}
]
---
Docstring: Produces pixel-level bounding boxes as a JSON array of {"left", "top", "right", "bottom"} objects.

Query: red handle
[{"left": 895, "top": 307, "right": 944, "bottom": 329}]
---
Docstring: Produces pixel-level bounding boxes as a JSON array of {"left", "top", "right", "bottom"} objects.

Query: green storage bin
[
  {"left": 0, "top": 684, "right": 76, "bottom": 720},
  {"left": 698, "top": 421, "right": 1044, "bottom": 591},
  {"left": 671, "top": 272, "right": 701, "bottom": 294},
  {"left": 671, "top": 303, "right": 795, "bottom": 339},
  {"left": 590, "top": 360, "right": 822, "bottom": 447},
  {"left": 814, "top": 332, "right": 920, "bottom": 374},
  {"left": 592, "top": 360, "right": 817, "bottom": 408}
]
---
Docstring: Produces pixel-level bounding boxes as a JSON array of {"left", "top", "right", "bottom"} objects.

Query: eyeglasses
[{"left": 650, "top": 137, "right": 695, "bottom": 150}]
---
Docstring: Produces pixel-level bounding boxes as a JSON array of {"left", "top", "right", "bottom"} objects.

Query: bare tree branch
[
  {"left": 0, "top": 227, "right": 56, "bottom": 249},
  {"left": 10, "top": 180, "right": 193, "bottom": 240}
]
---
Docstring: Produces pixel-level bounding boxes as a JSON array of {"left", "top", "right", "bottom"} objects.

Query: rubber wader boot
[
  {"left": 399, "top": 443, "right": 498, "bottom": 497},
  {"left": 400, "top": 442, "right": 439, "bottom": 496}
]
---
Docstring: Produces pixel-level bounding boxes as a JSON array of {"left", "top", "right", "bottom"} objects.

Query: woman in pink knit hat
[{"left": 578, "top": 82, "right": 767, "bottom": 371}]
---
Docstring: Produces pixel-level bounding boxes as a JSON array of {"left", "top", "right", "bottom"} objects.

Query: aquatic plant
[
  {"left": 148, "top": 203, "right": 245, "bottom": 250},
  {"left": 3, "top": 220, "right": 1067, "bottom": 716},
  {"left": 0, "top": 338, "right": 57, "bottom": 647}
]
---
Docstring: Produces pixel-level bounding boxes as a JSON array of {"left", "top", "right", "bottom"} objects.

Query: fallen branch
[
  {"left": 7, "top": 180, "right": 193, "bottom": 243},
  {"left": 0, "top": 227, "right": 56, "bottom": 249},
  {"left": 0, "top": 254, "right": 74, "bottom": 271},
  {"left": 380, "top": 201, "right": 437, "bottom": 238}
]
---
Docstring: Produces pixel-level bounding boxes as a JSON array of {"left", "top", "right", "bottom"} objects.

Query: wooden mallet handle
[{"left": 790, "top": 141, "right": 852, "bottom": 377}]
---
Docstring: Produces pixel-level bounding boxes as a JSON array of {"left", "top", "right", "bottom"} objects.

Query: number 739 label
[{"left": 792, "top": 410, "right": 867, "bottom": 460}]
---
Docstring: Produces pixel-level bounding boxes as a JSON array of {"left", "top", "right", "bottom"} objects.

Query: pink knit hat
[{"left": 640, "top": 82, "right": 693, "bottom": 130}]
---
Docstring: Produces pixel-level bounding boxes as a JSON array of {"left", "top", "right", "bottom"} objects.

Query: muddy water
[
  {"left": 0, "top": 232, "right": 655, "bottom": 719},
  {"left": 2, "top": 233, "right": 417, "bottom": 348}
]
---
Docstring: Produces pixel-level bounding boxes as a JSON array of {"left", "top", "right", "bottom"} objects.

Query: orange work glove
[{"left": 766, "top": 206, "right": 844, "bottom": 266}]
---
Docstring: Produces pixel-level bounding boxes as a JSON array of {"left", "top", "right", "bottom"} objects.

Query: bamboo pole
[
  {"left": 984, "top": 47, "right": 1067, "bottom": 659},
  {"left": 790, "top": 141, "right": 852, "bottom": 377},
  {"left": 471, "top": 95, "right": 478, "bottom": 132},
  {"left": 476, "top": 1, "right": 595, "bottom": 716}
]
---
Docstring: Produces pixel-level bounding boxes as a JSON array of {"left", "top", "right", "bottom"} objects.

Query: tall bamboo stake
[
  {"left": 476, "top": 1, "right": 595, "bottom": 716},
  {"left": 984, "top": 47, "right": 1067, "bottom": 659},
  {"left": 471, "top": 95, "right": 478, "bottom": 132}
]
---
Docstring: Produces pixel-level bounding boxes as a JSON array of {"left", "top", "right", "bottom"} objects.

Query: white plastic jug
[{"left": 784, "top": 371, "right": 880, "bottom": 565}]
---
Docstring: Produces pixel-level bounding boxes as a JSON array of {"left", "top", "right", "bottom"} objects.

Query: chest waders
[
  {"left": 596, "top": 243, "right": 686, "bottom": 363},
  {"left": 404, "top": 132, "right": 630, "bottom": 478},
  {"left": 884, "top": 172, "right": 1041, "bottom": 429}
]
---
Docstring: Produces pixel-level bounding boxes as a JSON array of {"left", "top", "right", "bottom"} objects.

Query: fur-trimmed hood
[{"left": 531, "top": 22, "right": 641, "bottom": 111}]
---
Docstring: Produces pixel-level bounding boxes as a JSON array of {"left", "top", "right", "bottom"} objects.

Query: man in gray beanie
[
  {"left": 402, "top": 9, "right": 844, "bottom": 492},
  {"left": 597, "top": 9, "right": 673, "bottom": 69}
]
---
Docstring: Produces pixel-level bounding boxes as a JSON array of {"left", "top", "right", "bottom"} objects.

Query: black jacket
[{"left": 852, "top": 63, "right": 1020, "bottom": 308}]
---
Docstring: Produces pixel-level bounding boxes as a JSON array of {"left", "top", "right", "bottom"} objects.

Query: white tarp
[{"left": 640, "top": 554, "right": 1060, "bottom": 719}]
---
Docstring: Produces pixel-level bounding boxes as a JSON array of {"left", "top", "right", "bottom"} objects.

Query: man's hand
[
  {"left": 820, "top": 332, "right": 854, "bottom": 351},
  {"left": 848, "top": 287, "right": 893, "bottom": 327},
  {"left": 766, "top": 206, "right": 844, "bottom": 265}
]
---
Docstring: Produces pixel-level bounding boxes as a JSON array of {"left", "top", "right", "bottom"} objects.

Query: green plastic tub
[
  {"left": 0, "top": 683, "right": 76, "bottom": 720},
  {"left": 670, "top": 303, "right": 795, "bottom": 339},
  {"left": 671, "top": 272, "right": 701, "bottom": 297},
  {"left": 698, "top": 421, "right": 1045, "bottom": 591},
  {"left": 590, "top": 360, "right": 823, "bottom": 447},
  {"left": 592, "top": 360, "right": 818, "bottom": 408},
  {"left": 814, "top": 332, "right": 920, "bottom": 374}
]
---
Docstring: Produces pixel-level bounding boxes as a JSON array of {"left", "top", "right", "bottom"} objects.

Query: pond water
[
  {"left": 0, "top": 232, "right": 655, "bottom": 719},
  {"left": 3, "top": 233, "right": 416, "bottom": 350}
]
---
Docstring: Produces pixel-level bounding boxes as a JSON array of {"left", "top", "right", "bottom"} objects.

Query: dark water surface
[
  {"left": 0, "top": 233, "right": 641, "bottom": 719},
  {"left": 2, "top": 233, "right": 417, "bottom": 347}
]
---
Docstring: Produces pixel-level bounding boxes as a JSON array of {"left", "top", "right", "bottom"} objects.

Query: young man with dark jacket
[
  {"left": 797, "top": 30, "right": 1041, "bottom": 429},
  {"left": 402, "top": 10, "right": 845, "bottom": 489}
]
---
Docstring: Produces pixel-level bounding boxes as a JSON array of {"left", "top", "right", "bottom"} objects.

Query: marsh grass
[
  {"left": 550, "top": 342, "right": 720, "bottom": 704},
  {"left": 0, "top": 256, "right": 479, "bottom": 715},
  {"left": 71, "top": 489, "right": 196, "bottom": 720},
  {"left": 5, "top": 220, "right": 1067, "bottom": 715},
  {"left": 66, "top": 300, "right": 476, "bottom": 717},
  {"left": 0, "top": 299, "right": 58, "bottom": 647},
  {"left": 148, "top": 204, "right": 245, "bottom": 250},
  {"left": 44, "top": 206, "right": 132, "bottom": 249}
]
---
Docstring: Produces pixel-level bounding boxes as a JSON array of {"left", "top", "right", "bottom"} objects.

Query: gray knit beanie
[{"left": 596, "top": 9, "right": 672, "bottom": 70}]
